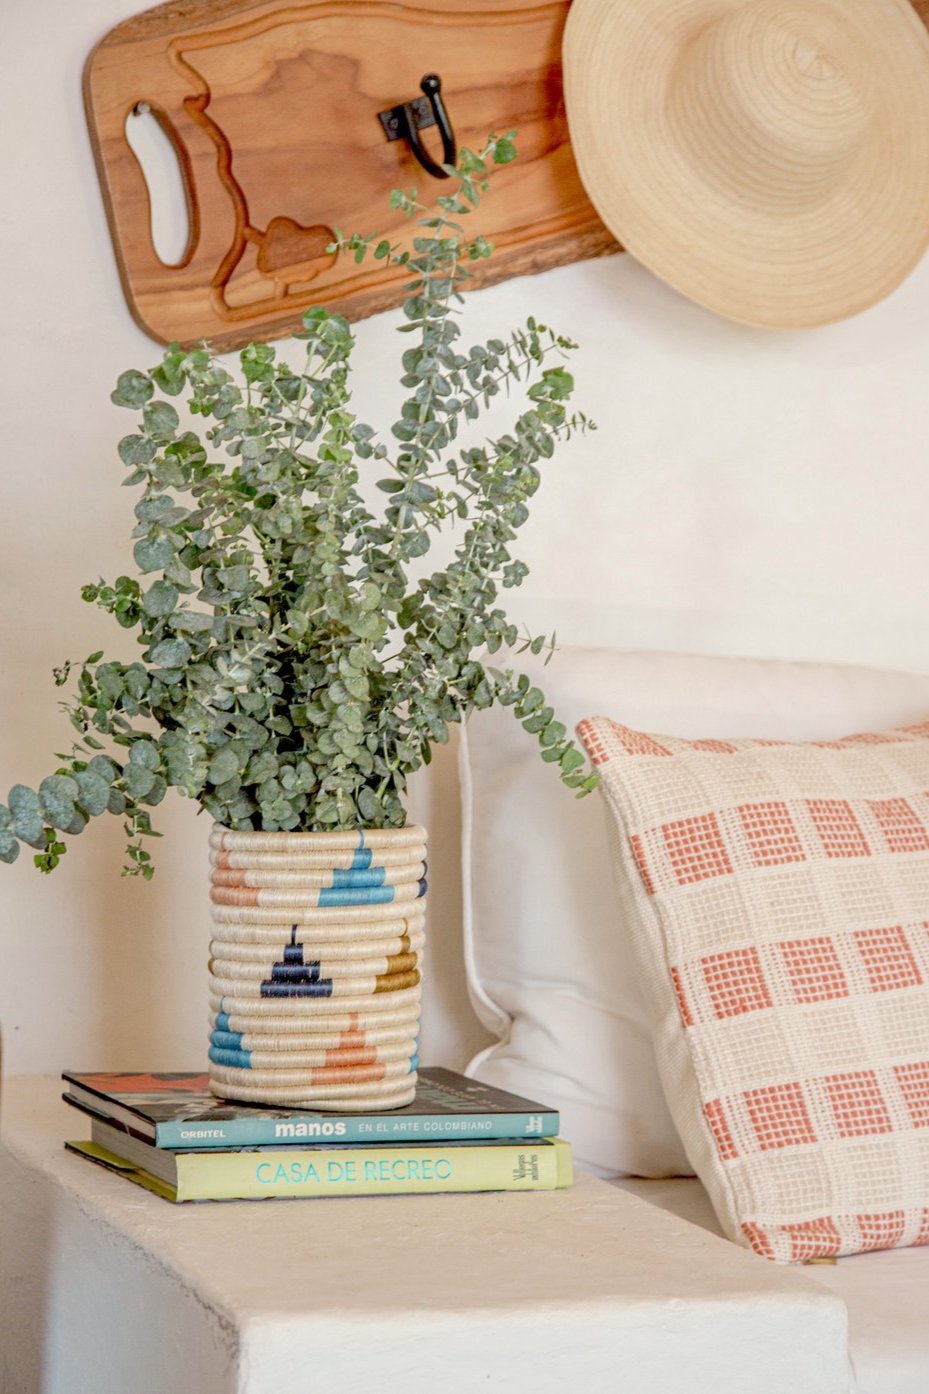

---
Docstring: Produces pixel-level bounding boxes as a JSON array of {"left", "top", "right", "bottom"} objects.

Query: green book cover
[{"left": 66, "top": 1124, "right": 573, "bottom": 1203}]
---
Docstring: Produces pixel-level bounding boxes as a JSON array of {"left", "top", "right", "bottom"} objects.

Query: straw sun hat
[{"left": 563, "top": 0, "right": 929, "bottom": 327}]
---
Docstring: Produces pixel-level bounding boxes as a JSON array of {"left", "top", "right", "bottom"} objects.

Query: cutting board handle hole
[{"left": 125, "top": 103, "right": 194, "bottom": 268}]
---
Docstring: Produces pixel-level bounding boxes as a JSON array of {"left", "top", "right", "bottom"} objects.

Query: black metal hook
[{"left": 378, "top": 74, "right": 456, "bottom": 180}]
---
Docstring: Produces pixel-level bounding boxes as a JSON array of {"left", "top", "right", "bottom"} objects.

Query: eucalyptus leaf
[
  {"left": 208, "top": 745, "right": 240, "bottom": 785},
  {"left": 143, "top": 401, "right": 180, "bottom": 439},
  {"left": 142, "top": 580, "right": 179, "bottom": 617},
  {"left": 141, "top": 774, "right": 168, "bottom": 806},
  {"left": 118, "top": 435, "right": 156, "bottom": 467},
  {"left": 87, "top": 755, "right": 119, "bottom": 783},
  {"left": 123, "top": 764, "right": 157, "bottom": 798},
  {"left": 149, "top": 637, "right": 192, "bottom": 668},
  {"left": 8, "top": 785, "right": 44, "bottom": 847},
  {"left": 9, "top": 784, "right": 41, "bottom": 825},
  {"left": 343, "top": 674, "right": 369, "bottom": 701},
  {"left": 73, "top": 770, "right": 110, "bottom": 817},
  {"left": 38, "top": 775, "right": 79, "bottom": 830},
  {"left": 172, "top": 611, "right": 213, "bottom": 633},
  {"left": 134, "top": 537, "right": 175, "bottom": 573},
  {"left": 356, "top": 787, "right": 382, "bottom": 822},
  {"left": 0, "top": 134, "right": 597, "bottom": 876},
  {"left": 129, "top": 742, "right": 160, "bottom": 770},
  {"left": 63, "top": 810, "right": 89, "bottom": 836},
  {"left": 111, "top": 370, "right": 153, "bottom": 408}
]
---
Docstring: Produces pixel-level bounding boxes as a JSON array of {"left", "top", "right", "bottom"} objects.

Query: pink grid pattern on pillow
[{"left": 578, "top": 715, "right": 929, "bottom": 1262}]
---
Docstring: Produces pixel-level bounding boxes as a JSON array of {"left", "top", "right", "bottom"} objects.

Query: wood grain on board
[{"left": 84, "top": 0, "right": 618, "bottom": 349}]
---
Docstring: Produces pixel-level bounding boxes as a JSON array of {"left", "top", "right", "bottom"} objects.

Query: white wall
[{"left": 3, "top": 0, "right": 929, "bottom": 1079}]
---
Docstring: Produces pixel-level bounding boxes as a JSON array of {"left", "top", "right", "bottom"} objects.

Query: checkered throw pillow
[{"left": 578, "top": 715, "right": 929, "bottom": 1262}]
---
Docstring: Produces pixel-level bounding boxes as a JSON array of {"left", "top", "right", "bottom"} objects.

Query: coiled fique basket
[{"left": 207, "top": 823, "right": 426, "bottom": 1110}]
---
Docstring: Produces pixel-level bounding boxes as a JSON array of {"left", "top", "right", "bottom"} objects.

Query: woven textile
[
  {"left": 578, "top": 715, "right": 929, "bottom": 1262},
  {"left": 208, "top": 824, "right": 426, "bottom": 1109}
]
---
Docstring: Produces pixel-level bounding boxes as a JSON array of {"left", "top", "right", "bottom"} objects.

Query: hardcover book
[
  {"left": 61, "top": 1067, "right": 559, "bottom": 1148},
  {"left": 66, "top": 1118, "right": 572, "bottom": 1203}
]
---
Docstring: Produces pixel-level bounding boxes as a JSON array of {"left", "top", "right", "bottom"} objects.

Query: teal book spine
[{"left": 155, "top": 1110, "right": 559, "bottom": 1148}]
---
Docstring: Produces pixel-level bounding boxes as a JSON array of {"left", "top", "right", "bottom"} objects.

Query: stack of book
[{"left": 62, "top": 1067, "right": 572, "bottom": 1203}]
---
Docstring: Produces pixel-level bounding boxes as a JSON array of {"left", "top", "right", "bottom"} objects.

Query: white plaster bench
[
  {"left": 614, "top": 1177, "right": 929, "bottom": 1394},
  {"left": 0, "top": 1077, "right": 847, "bottom": 1394}
]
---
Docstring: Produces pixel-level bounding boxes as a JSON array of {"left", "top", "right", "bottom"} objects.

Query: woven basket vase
[{"left": 208, "top": 823, "right": 426, "bottom": 1111}]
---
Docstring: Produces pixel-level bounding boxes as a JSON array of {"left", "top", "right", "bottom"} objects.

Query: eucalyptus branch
[{"left": 0, "top": 133, "right": 598, "bottom": 873}]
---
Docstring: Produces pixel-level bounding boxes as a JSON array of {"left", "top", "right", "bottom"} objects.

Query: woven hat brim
[{"left": 564, "top": 0, "right": 929, "bottom": 327}]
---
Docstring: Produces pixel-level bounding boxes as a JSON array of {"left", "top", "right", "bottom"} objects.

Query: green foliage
[{"left": 3, "top": 134, "right": 597, "bottom": 875}]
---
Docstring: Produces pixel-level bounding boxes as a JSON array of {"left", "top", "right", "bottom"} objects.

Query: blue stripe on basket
[
  {"left": 330, "top": 866, "right": 386, "bottom": 890},
  {"left": 318, "top": 885, "right": 395, "bottom": 907},
  {"left": 209, "top": 1046, "right": 252, "bottom": 1069},
  {"left": 214, "top": 1012, "right": 231, "bottom": 1033},
  {"left": 409, "top": 1053, "right": 420, "bottom": 1072},
  {"left": 351, "top": 847, "right": 373, "bottom": 871},
  {"left": 211, "top": 1029, "right": 245, "bottom": 1052}
]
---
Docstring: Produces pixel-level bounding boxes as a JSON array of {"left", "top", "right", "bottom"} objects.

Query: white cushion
[
  {"left": 461, "top": 647, "right": 929, "bottom": 1176},
  {"left": 614, "top": 1175, "right": 929, "bottom": 1394}
]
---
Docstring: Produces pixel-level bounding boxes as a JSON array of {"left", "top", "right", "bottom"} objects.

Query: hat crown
[
  {"left": 669, "top": 0, "right": 871, "bottom": 208},
  {"left": 563, "top": 0, "right": 929, "bottom": 325}
]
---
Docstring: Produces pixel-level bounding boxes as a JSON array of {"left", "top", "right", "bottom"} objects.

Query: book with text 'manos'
[{"left": 61, "top": 1067, "right": 560, "bottom": 1148}]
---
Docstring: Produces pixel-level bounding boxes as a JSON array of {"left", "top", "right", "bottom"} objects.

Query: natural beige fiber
[
  {"left": 212, "top": 1010, "right": 421, "bottom": 1037},
  {"left": 208, "top": 912, "right": 426, "bottom": 941},
  {"left": 212, "top": 1007, "right": 419, "bottom": 1036},
  {"left": 209, "top": 985, "right": 422, "bottom": 1017},
  {"left": 209, "top": 970, "right": 421, "bottom": 999},
  {"left": 208, "top": 824, "right": 425, "bottom": 1108},
  {"left": 210, "top": 1024, "right": 418, "bottom": 1050},
  {"left": 210, "top": 1057, "right": 418, "bottom": 1086},
  {"left": 563, "top": 0, "right": 929, "bottom": 327},
  {"left": 221, "top": 1040, "right": 418, "bottom": 1069},
  {"left": 209, "top": 930, "right": 426, "bottom": 961},
  {"left": 210, "top": 880, "right": 426, "bottom": 909},
  {"left": 210, "top": 825, "right": 426, "bottom": 851},
  {"left": 210, "top": 863, "right": 425, "bottom": 889},
  {"left": 209, "top": 1080, "right": 417, "bottom": 1109},
  {"left": 209, "top": 900, "right": 426, "bottom": 927},
  {"left": 209, "top": 955, "right": 421, "bottom": 983},
  {"left": 210, "top": 844, "right": 426, "bottom": 870}
]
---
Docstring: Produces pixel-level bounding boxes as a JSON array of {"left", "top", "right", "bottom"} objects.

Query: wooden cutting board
[{"left": 84, "top": 0, "right": 618, "bottom": 349}]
